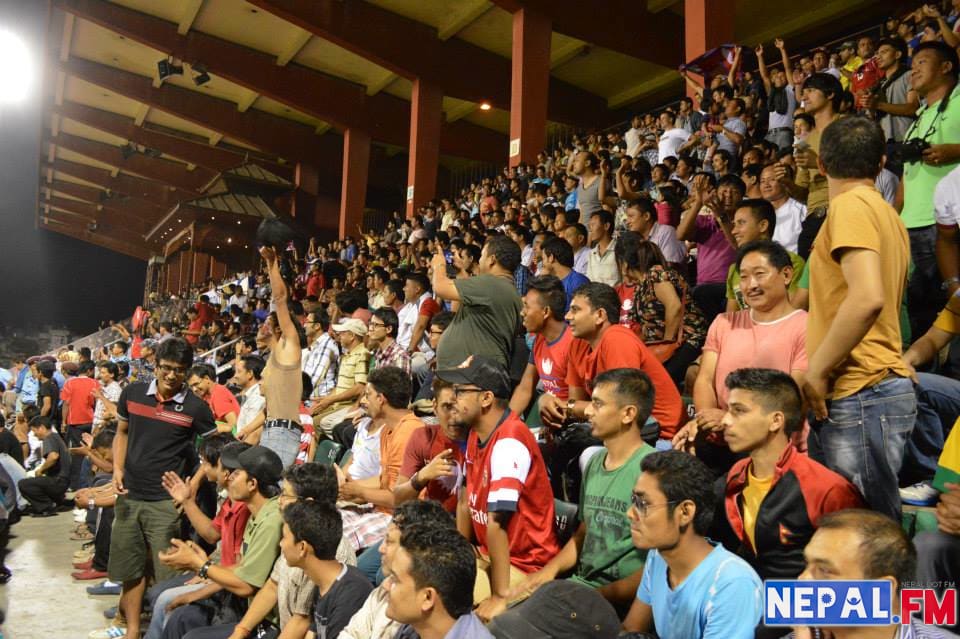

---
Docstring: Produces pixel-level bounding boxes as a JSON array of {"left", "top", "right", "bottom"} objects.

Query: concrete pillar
[
  {"left": 340, "top": 128, "right": 371, "bottom": 238},
  {"left": 509, "top": 8, "right": 551, "bottom": 168},
  {"left": 405, "top": 78, "right": 443, "bottom": 218},
  {"left": 683, "top": 0, "right": 735, "bottom": 101}
]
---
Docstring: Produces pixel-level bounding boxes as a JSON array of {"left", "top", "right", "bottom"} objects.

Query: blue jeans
[
  {"left": 814, "top": 376, "right": 916, "bottom": 521},
  {"left": 356, "top": 540, "right": 385, "bottom": 585},
  {"left": 259, "top": 425, "right": 301, "bottom": 469},
  {"left": 144, "top": 581, "right": 207, "bottom": 639},
  {"left": 902, "top": 373, "right": 960, "bottom": 486},
  {"left": 908, "top": 225, "right": 942, "bottom": 340}
]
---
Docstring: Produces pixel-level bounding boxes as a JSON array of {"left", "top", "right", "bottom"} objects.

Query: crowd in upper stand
[{"left": 2, "top": 4, "right": 960, "bottom": 639}]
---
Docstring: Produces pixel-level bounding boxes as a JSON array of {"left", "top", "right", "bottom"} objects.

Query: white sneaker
[
  {"left": 73, "top": 508, "right": 87, "bottom": 523},
  {"left": 899, "top": 482, "right": 939, "bottom": 506},
  {"left": 88, "top": 626, "right": 126, "bottom": 639}
]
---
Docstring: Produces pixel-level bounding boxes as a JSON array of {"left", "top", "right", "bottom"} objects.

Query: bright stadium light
[{"left": 0, "top": 29, "right": 33, "bottom": 104}]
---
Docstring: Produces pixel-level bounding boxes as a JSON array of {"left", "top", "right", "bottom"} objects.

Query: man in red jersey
[
  {"left": 559, "top": 282, "right": 683, "bottom": 445},
  {"left": 437, "top": 356, "right": 558, "bottom": 624}
]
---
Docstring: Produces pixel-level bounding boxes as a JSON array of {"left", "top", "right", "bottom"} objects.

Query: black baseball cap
[
  {"left": 436, "top": 355, "right": 512, "bottom": 400},
  {"left": 488, "top": 581, "right": 621, "bottom": 638},
  {"left": 221, "top": 444, "right": 283, "bottom": 488}
]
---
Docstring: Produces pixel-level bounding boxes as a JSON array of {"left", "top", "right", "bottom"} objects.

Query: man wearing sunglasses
[
  {"left": 437, "top": 355, "right": 558, "bottom": 624},
  {"left": 621, "top": 451, "right": 762, "bottom": 639}
]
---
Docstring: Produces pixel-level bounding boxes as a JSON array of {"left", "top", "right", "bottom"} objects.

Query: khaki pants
[
  {"left": 313, "top": 405, "right": 353, "bottom": 437},
  {"left": 473, "top": 553, "right": 531, "bottom": 605}
]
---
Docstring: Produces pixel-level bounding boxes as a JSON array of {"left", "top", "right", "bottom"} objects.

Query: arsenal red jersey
[
  {"left": 465, "top": 410, "right": 558, "bottom": 574},
  {"left": 530, "top": 325, "right": 573, "bottom": 400}
]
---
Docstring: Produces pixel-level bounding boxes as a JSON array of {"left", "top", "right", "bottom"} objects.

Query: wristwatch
[
  {"left": 566, "top": 399, "right": 577, "bottom": 414},
  {"left": 198, "top": 558, "right": 213, "bottom": 580},
  {"left": 941, "top": 277, "right": 960, "bottom": 292},
  {"left": 87, "top": 498, "right": 95, "bottom": 511}
]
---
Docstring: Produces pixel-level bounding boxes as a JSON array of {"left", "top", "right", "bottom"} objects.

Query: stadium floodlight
[{"left": 0, "top": 29, "right": 33, "bottom": 104}]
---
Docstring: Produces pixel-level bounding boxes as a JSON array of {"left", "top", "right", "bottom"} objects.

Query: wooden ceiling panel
[
  {"left": 251, "top": 95, "right": 326, "bottom": 129},
  {"left": 54, "top": 146, "right": 118, "bottom": 172},
  {"left": 190, "top": 0, "right": 309, "bottom": 58},
  {"left": 65, "top": 76, "right": 143, "bottom": 118},
  {"left": 108, "top": 0, "right": 192, "bottom": 25},
  {"left": 293, "top": 37, "right": 394, "bottom": 91},
  {"left": 59, "top": 117, "right": 129, "bottom": 147}
]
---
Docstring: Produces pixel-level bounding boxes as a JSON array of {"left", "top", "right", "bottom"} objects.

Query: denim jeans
[
  {"left": 259, "top": 425, "right": 301, "bottom": 469},
  {"left": 143, "top": 580, "right": 207, "bottom": 639},
  {"left": 356, "top": 540, "right": 385, "bottom": 585},
  {"left": 914, "top": 530, "right": 960, "bottom": 632},
  {"left": 902, "top": 373, "right": 960, "bottom": 486},
  {"left": 907, "top": 225, "right": 942, "bottom": 340},
  {"left": 814, "top": 376, "right": 916, "bottom": 521}
]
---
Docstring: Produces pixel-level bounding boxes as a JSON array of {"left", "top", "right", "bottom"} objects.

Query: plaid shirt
[
  {"left": 303, "top": 333, "right": 339, "bottom": 398},
  {"left": 514, "top": 264, "right": 532, "bottom": 296},
  {"left": 373, "top": 340, "right": 411, "bottom": 374}
]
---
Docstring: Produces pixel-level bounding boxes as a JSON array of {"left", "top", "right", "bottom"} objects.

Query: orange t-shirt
[
  {"left": 377, "top": 412, "right": 424, "bottom": 512},
  {"left": 566, "top": 324, "right": 683, "bottom": 438},
  {"left": 207, "top": 383, "right": 240, "bottom": 423}
]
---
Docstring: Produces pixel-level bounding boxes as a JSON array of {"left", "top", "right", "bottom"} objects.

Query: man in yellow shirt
[{"left": 804, "top": 116, "right": 913, "bottom": 521}]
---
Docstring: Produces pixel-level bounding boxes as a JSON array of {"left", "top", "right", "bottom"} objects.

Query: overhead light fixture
[
  {"left": 227, "top": 238, "right": 232, "bottom": 243},
  {"left": 120, "top": 143, "right": 136, "bottom": 159},
  {"left": 479, "top": 102, "right": 492, "bottom": 111},
  {"left": 157, "top": 57, "right": 183, "bottom": 82},
  {"left": 0, "top": 29, "right": 33, "bottom": 104},
  {"left": 143, "top": 147, "right": 162, "bottom": 158},
  {"left": 192, "top": 64, "right": 210, "bottom": 86}
]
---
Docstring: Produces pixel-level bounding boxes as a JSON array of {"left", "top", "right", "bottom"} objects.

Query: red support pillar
[
  {"left": 684, "top": 0, "right": 735, "bottom": 100},
  {"left": 405, "top": 79, "right": 443, "bottom": 218},
  {"left": 340, "top": 128, "right": 371, "bottom": 238},
  {"left": 509, "top": 8, "right": 551, "bottom": 168}
]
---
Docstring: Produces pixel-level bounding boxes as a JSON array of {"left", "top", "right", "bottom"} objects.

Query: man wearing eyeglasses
[
  {"left": 437, "top": 356, "right": 558, "bottom": 624},
  {"left": 621, "top": 451, "right": 762, "bottom": 639},
  {"left": 96, "top": 337, "right": 217, "bottom": 639}
]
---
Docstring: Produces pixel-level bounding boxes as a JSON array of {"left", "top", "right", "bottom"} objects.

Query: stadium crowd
[{"left": 2, "top": 5, "right": 960, "bottom": 638}]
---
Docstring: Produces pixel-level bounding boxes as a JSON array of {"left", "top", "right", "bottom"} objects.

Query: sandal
[{"left": 71, "top": 530, "right": 94, "bottom": 541}]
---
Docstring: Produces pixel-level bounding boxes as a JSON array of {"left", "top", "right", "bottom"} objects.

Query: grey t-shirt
[
  {"left": 881, "top": 71, "right": 914, "bottom": 143},
  {"left": 718, "top": 116, "right": 747, "bottom": 155},
  {"left": 575, "top": 176, "right": 603, "bottom": 221},
  {"left": 436, "top": 275, "right": 522, "bottom": 370},
  {"left": 42, "top": 431, "right": 71, "bottom": 483}
]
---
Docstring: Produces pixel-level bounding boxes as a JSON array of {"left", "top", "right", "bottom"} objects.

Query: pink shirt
[
  {"left": 694, "top": 213, "right": 737, "bottom": 284},
  {"left": 703, "top": 309, "right": 808, "bottom": 409}
]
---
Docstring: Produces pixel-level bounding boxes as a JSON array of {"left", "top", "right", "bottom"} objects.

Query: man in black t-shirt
[
  {"left": 17, "top": 416, "right": 70, "bottom": 515},
  {"left": 281, "top": 500, "right": 371, "bottom": 639},
  {"left": 0, "top": 418, "right": 23, "bottom": 467},
  {"left": 35, "top": 361, "right": 60, "bottom": 430},
  {"left": 102, "top": 338, "right": 216, "bottom": 639}
]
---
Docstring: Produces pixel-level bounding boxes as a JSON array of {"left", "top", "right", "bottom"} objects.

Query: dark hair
[
  {"left": 736, "top": 198, "right": 777, "bottom": 238},
  {"left": 188, "top": 363, "right": 216, "bottom": 381},
  {"left": 282, "top": 462, "right": 338, "bottom": 507},
  {"left": 729, "top": 97, "right": 745, "bottom": 113},
  {"left": 625, "top": 196, "right": 657, "bottom": 220},
  {"left": 460, "top": 243, "right": 482, "bottom": 265},
  {"left": 113, "top": 340, "right": 129, "bottom": 353},
  {"left": 590, "top": 210, "right": 614, "bottom": 235},
  {"left": 399, "top": 525, "right": 476, "bottom": 618},
  {"left": 156, "top": 337, "right": 193, "bottom": 368},
  {"left": 406, "top": 272, "right": 431, "bottom": 294},
  {"left": 307, "top": 307, "right": 331, "bottom": 332},
  {"left": 335, "top": 289, "right": 368, "bottom": 315},
  {"left": 384, "top": 279, "right": 405, "bottom": 303},
  {"left": 914, "top": 41, "right": 959, "bottom": 78},
  {"left": 876, "top": 36, "right": 908, "bottom": 63},
  {"left": 724, "top": 368, "right": 803, "bottom": 435},
  {"left": 571, "top": 282, "right": 620, "bottom": 325},
  {"left": 793, "top": 113, "right": 815, "bottom": 129},
  {"left": 429, "top": 311, "right": 454, "bottom": 332},
  {"left": 367, "top": 366, "right": 411, "bottom": 409},
  {"left": 485, "top": 234, "right": 521, "bottom": 272},
  {"left": 816, "top": 510, "right": 916, "bottom": 593},
  {"left": 541, "top": 236, "right": 574, "bottom": 268},
  {"left": 633, "top": 240, "right": 667, "bottom": 272},
  {"left": 283, "top": 501, "right": 342, "bottom": 561},
  {"left": 200, "top": 433, "right": 237, "bottom": 466},
  {"left": 36, "top": 360, "right": 55, "bottom": 380},
  {"left": 393, "top": 499, "right": 457, "bottom": 533},
  {"left": 117, "top": 360, "right": 130, "bottom": 378},
  {"left": 802, "top": 72, "right": 844, "bottom": 111},
  {"left": 741, "top": 164, "right": 763, "bottom": 183},
  {"left": 593, "top": 368, "right": 655, "bottom": 428},
  {"left": 372, "top": 307, "right": 399, "bottom": 338},
  {"left": 567, "top": 223, "right": 588, "bottom": 242},
  {"left": 713, "top": 149, "right": 734, "bottom": 168},
  {"left": 29, "top": 415, "right": 52, "bottom": 430},
  {"left": 820, "top": 116, "right": 884, "bottom": 180},
  {"left": 717, "top": 173, "right": 746, "bottom": 195},
  {"left": 640, "top": 451, "right": 717, "bottom": 535},
  {"left": 98, "top": 361, "right": 120, "bottom": 379},
  {"left": 92, "top": 429, "right": 115, "bottom": 450},
  {"left": 239, "top": 355, "right": 265, "bottom": 381},
  {"left": 735, "top": 239, "right": 793, "bottom": 272},
  {"left": 526, "top": 275, "right": 567, "bottom": 321}
]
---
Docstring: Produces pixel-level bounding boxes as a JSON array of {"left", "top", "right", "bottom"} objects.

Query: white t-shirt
[
  {"left": 348, "top": 418, "right": 383, "bottom": 481},
  {"left": 658, "top": 128, "right": 691, "bottom": 163},
  {"left": 771, "top": 198, "right": 807, "bottom": 254},
  {"left": 768, "top": 85, "right": 797, "bottom": 130},
  {"left": 625, "top": 126, "right": 642, "bottom": 158},
  {"left": 934, "top": 164, "right": 960, "bottom": 227}
]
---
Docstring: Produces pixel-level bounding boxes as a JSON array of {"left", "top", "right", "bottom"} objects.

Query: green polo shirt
[
  {"left": 901, "top": 84, "right": 960, "bottom": 229},
  {"left": 234, "top": 496, "right": 282, "bottom": 590}
]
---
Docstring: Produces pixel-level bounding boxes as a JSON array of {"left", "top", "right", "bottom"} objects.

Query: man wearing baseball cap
[
  {"left": 437, "top": 355, "right": 558, "bottom": 623},
  {"left": 158, "top": 444, "right": 284, "bottom": 638},
  {"left": 313, "top": 318, "right": 369, "bottom": 437}
]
